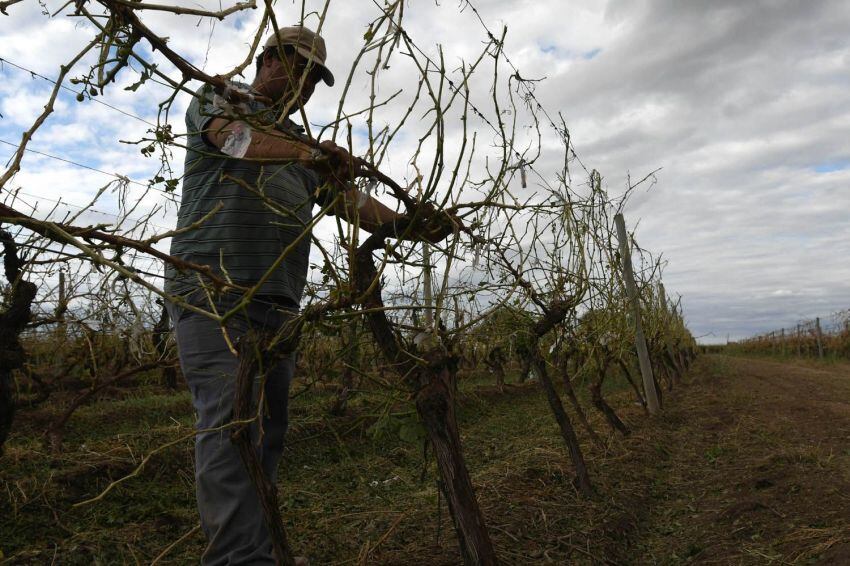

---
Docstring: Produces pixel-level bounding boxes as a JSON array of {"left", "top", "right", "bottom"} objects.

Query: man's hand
[
  {"left": 307, "top": 142, "right": 462, "bottom": 244},
  {"left": 311, "top": 140, "right": 358, "bottom": 185},
  {"left": 392, "top": 205, "right": 463, "bottom": 244}
]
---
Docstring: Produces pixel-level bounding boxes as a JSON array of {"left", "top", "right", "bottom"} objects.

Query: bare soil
[{"left": 614, "top": 355, "right": 850, "bottom": 565}]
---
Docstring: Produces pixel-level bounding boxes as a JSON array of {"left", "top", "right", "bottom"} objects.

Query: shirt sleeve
[{"left": 185, "top": 84, "right": 227, "bottom": 150}]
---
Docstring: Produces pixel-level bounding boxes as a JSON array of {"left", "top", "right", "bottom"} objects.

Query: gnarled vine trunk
[
  {"left": 533, "top": 355, "right": 594, "bottom": 495},
  {"left": 0, "top": 230, "right": 37, "bottom": 457},
  {"left": 558, "top": 354, "right": 603, "bottom": 447},
  {"left": 231, "top": 326, "right": 303, "bottom": 566},
  {"left": 589, "top": 351, "right": 629, "bottom": 436},
  {"left": 520, "top": 301, "right": 595, "bottom": 495},
  {"left": 355, "top": 238, "right": 497, "bottom": 565},
  {"left": 617, "top": 358, "right": 647, "bottom": 414}
]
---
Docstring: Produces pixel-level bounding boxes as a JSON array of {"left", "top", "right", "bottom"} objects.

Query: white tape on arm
[{"left": 221, "top": 121, "right": 252, "bottom": 158}]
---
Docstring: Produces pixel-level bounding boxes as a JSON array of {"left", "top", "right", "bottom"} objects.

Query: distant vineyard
[{"left": 726, "top": 309, "right": 850, "bottom": 359}]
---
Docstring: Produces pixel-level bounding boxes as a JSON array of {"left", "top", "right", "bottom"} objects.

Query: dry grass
[{"left": 3, "top": 355, "right": 850, "bottom": 564}]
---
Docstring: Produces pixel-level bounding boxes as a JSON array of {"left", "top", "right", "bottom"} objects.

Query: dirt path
[{"left": 622, "top": 355, "right": 850, "bottom": 564}]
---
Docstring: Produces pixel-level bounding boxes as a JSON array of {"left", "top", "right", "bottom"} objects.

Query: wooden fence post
[
  {"left": 780, "top": 328, "right": 786, "bottom": 356},
  {"left": 815, "top": 317, "right": 825, "bottom": 359},
  {"left": 614, "top": 213, "right": 660, "bottom": 414}
]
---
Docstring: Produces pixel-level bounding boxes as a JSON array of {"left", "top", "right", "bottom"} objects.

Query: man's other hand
[
  {"left": 393, "top": 206, "right": 463, "bottom": 244},
  {"left": 313, "top": 140, "right": 357, "bottom": 184}
]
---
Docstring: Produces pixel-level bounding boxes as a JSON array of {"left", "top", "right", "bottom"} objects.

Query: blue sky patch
[
  {"left": 233, "top": 15, "right": 248, "bottom": 31},
  {"left": 813, "top": 160, "right": 849, "bottom": 173},
  {"left": 538, "top": 44, "right": 601, "bottom": 60}
]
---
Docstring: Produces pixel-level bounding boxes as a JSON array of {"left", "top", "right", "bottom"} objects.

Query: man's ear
[{"left": 261, "top": 48, "right": 280, "bottom": 70}]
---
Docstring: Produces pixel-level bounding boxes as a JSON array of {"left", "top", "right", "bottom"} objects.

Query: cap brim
[
  {"left": 319, "top": 66, "right": 335, "bottom": 87},
  {"left": 294, "top": 46, "right": 335, "bottom": 87}
]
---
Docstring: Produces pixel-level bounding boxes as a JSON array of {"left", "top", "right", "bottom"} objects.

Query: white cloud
[{"left": 2, "top": 0, "right": 849, "bottom": 343}]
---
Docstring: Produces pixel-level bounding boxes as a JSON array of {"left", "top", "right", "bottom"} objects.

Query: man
[{"left": 165, "top": 26, "right": 439, "bottom": 564}]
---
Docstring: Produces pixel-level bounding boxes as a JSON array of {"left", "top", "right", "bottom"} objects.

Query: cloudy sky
[{"left": 1, "top": 0, "right": 848, "bottom": 343}]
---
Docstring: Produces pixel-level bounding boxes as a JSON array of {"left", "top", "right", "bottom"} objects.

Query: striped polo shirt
[{"left": 164, "top": 83, "right": 326, "bottom": 304}]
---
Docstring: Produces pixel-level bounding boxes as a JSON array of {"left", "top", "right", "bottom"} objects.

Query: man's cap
[{"left": 264, "top": 25, "right": 334, "bottom": 87}]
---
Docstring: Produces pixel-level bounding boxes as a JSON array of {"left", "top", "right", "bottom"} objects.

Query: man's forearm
[
  {"left": 336, "top": 189, "right": 457, "bottom": 244},
  {"left": 244, "top": 128, "right": 312, "bottom": 161},
  {"left": 338, "top": 189, "right": 400, "bottom": 233},
  {"left": 207, "top": 119, "right": 401, "bottom": 232},
  {"left": 205, "top": 117, "right": 311, "bottom": 161}
]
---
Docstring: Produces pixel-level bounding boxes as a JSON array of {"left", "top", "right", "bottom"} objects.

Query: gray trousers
[{"left": 168, "top": 295, "right": 296, "bottom": 565}]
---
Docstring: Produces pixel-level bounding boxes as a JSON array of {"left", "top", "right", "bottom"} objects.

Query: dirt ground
[
  {"left": 3, "top": 354, "right": 850, "bottom": 564},
  {"left": 428, "top": 354, "right": 850, "bottom": 565},
  {"left": 614, "top": 355, "right": 850, "bottom": 565}
]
